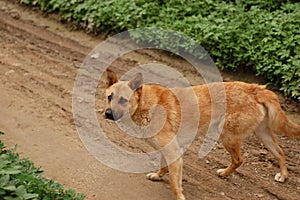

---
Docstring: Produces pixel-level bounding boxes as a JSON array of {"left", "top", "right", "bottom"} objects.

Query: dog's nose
[{"left": 105, "top": 108, "right": 114, "bottom": 120}]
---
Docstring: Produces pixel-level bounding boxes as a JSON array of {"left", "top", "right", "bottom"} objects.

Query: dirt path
[{"left": 0, "top": 1, "right": 299, "bottom": 200}]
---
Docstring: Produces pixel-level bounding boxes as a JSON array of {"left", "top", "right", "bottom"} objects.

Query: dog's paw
[
  {"left": 146, "top": 172, "right": 162, "bottom": 181},
  {"left": 216, "top": 168, "right": 226, "bottom": 176},
  {"left": 176, "top": 194, "right": 185, "bottom": 200},
  {"left": 176, "top": 195, "right": 185, "bottom": 200},
  {"left": 274, "top": 173, "right": 286, "bottom": 183}
]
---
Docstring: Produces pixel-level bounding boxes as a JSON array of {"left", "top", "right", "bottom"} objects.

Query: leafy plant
[
  {"left": 19, "top": 0, "right": 300, "bottom": 100},
  {"left": 0, "top": 132, "right": 85, "bottom": 200}
]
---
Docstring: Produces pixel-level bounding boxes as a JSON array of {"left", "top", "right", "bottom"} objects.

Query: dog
[{"left": 104, "top": 69, "right": 300, "bottom": 200}]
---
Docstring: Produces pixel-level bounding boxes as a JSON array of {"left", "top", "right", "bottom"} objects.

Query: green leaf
[
  {"left": 0, "top": 174, "right": 10, "bottom": 186},
  {"left": 24, "top": 193, "right": 39, "bottom": 199},
  {"left": 4, "top": 168, "right": 21, "bottom": 175},
  {"left": 2, "top": 185, "right": 16, "bottom": 191}
]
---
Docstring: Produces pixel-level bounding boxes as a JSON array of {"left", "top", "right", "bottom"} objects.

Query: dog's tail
[{"left": 256, "top": 86, "right": 300, "bottom": 137}]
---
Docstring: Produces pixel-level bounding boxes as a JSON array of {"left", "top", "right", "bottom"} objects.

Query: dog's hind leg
[
  {"left": 146, "top": 155, "right": 168, "bottom": 181},
  {"left": 255, "top": 119, "right": 288, "bottom": 182},
  {"left": 217, "top": 134, "right": 243, "bottom": 176}
]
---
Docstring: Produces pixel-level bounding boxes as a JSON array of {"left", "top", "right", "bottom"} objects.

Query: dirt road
[{"left": 0, "top": 1, "right": 300, "bottom": 199}]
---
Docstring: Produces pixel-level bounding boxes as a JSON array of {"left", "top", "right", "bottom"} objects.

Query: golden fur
[{"left": 104, "top": 69, "right": 300, "bottom": 200}]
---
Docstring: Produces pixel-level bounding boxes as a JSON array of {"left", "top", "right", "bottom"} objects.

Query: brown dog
[{"left": 104, "top": 69, "right": 300, "bottom": 200}]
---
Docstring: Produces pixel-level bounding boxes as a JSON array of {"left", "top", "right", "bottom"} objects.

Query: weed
[
  {"left": 0, "top": 132, "right": 85, "bottom": 200},
  {"left": 19, "top": 0, "right": 300, "bottom": 100}
]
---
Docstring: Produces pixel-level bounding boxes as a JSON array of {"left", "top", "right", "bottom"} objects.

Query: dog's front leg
[
  {"left": 147, "top": 153, "right": 185, "bottom": 200},
  {"left": 149, "top": 133, "right": 185, "bottom": 200},
  {"left": 147, "top": 155, "right": 168, "bottom": 181},
  {"left": 168, "top": 157, "right": 185, "bottom": 200},
  {"left": 162, "top": 140, "right": 185, "bottom": 200}
]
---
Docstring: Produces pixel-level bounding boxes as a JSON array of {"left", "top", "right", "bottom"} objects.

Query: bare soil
[{"left": 0, "top": 1, "right": 300, "bottom": 200}]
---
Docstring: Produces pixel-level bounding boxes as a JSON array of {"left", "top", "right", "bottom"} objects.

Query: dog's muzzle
[
  {"left": 105, "top": 108, "right": 124, "bottom": 121},
  {"left": 105, "top": 108, "right": 115, "bottom": 120}
]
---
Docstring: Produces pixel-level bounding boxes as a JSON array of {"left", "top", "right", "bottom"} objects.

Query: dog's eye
[
  {"left": 119, "top": 97, "right": 128, "bottom": 105},
  {"left": 108, "top": 93, "right": 114, "bottom": 101}
]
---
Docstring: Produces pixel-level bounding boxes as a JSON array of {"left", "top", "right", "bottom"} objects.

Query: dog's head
[{"left": 104, "top": 69, "right": 143, "bottom": 121}]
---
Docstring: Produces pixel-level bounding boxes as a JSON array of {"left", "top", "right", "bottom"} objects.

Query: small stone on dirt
[
  {"left": 91, "top": 53, "right": 100, "bottom": 59},
  {"left": 255, "top": 193, "right": 264, "bottom": 198},
  {"left": 10, "top": 11, "right": 20, "bottom": 19},
  {"left": 5, "top": 69, "right": 15, "bottom": 75},
  {"left": 259, "top": 150, "right": 268, "bottom": 155}
]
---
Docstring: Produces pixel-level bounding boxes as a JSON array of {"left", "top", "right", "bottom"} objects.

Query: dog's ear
[
  {"left": 106, "top": 69, "right": 119, "bottom": 88},
  {"left": 128, "top": 72, "right": 143, "bottom": 91}
]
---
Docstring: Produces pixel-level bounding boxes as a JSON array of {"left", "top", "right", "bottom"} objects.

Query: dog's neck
[
  {"left": 131, "top": 108, "right": 151, "bottom": 126},
  {"left": 131, "top": 85, "right": 181, "bottom": 133}
]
